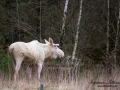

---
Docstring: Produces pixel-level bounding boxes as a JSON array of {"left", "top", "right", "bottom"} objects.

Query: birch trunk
[
  {"left": 106, "top": 0, "right": 110, "bottom": 60},
  {"left": 59, "top": 0, "right": 69, "bottom": 49},
  {"left": 71, "top": 0, "right": 83, "bottom": 61},
  {"left": 114, "top": 1, "right": 120, "bottom": 62}
]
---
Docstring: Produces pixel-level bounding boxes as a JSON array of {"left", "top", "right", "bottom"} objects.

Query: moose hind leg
[
  {"left": 14, "top": 59, "right": 22, "bottom": 82},
  {"left": 27, "top": 66, "right": 32, "bottom": 80}
]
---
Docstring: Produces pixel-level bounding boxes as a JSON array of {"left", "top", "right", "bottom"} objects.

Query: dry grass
[{"left": 0, "top": 67, "right": 120, "bottom": 90}]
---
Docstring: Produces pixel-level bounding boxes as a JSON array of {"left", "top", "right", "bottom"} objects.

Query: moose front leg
[{"left": 37, "top": 63, "right": 43, "bottom": 80}]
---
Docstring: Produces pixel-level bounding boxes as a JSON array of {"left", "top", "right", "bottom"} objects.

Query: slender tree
[
  {"left": 37, "top": 0, "right": 42, "bottom": 42},
  {"left": 39, "top": 0, "right": 42, "bottom": 42},
  {"left": 59, "top": 0, "right": 69, "bottom": 49},
  {"left": 106, "top": 0, "right": 110, "bottom": 60},
  {"left": 71, "top": 0, "right": 83, "bottom": 61},
  {"left": 16, "top": 0, "right": 20, "bottom": 40},
  {"left": 114, "top": 1, "right": 120, "bottom": 63}
]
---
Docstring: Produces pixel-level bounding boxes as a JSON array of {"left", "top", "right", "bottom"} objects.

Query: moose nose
[{"left": 58, "top": 49, "right": 64, "bottom": 58}]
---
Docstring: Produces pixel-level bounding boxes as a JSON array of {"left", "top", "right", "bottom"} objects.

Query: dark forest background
[{"left": 0, "top": 0, "right": 120, "bottom": 75}]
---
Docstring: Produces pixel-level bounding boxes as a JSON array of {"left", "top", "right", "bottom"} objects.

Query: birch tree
[
  {"left": 71, "top": 0, "right": 83, "bottom": 61},
  {"left": 114, "top": 1, "right": 120, "bottom": 62},
  {"left": 59, "top": 0, "right": 69, "bottom": 49}
]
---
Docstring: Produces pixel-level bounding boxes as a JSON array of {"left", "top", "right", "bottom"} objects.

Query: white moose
[{"left": 9, "top": 38, "right": 64, "bottom": 81}]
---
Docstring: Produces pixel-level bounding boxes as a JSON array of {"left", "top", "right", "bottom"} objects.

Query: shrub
[{"left": 0, "top": 45, "right": 13, "bottom": 76}]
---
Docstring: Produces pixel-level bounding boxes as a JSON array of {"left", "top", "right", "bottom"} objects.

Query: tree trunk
[
  {"left": 114, "top": 1, "right": 120, "bottom": 63},
  {"left": 39, "top": 0, "right": 42, "bottom": 42},
  {"left": 5, "top": 0, "right": 14, "bottom": 43},
  {"left": 16, "top": 0, "right": 20, "bottom": 40},
  {"left": 37, "top": 0, "right": 42, "bottom": 42},
  {"left": 106, "top": 0, "right": 110, "bottom": 60},
  {"left": 71, "top": 0, "right": 83, "bottom": 61},
  {"left": 59, "top": 0, "right": 69, "bottom": 49}
]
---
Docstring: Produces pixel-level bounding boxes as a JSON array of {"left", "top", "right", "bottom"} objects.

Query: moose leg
[
  {"left": 37, "top": 63, "right": 43, "bottom": 80},
  {"left": 12, "top": 57, "right": 16, "bottom": 68},
  {"left": 14, "top": 59, "right": 22, "bottom": 82},
  {"left": 27, "top": 66, "right": 32, "bottom": 80}
]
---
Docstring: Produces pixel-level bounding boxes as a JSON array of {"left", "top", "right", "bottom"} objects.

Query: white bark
[
  {"left": 59, "top": 0, "right": 69, "bottom": 48},
  {"left": 71, "top": 0, "right": 83, "bottom": 61},
  {"left": 61, "top": 0, "right": 69, "bottom": 31}
]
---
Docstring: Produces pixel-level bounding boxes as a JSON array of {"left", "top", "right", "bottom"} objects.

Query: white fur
[{"left": 9, "top": 38, "right": 64, "bottom": 81}]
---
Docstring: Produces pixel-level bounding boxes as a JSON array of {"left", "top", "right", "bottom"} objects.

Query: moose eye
[{"left": 54, "top": 46, "right": 57, "bottom": 48}]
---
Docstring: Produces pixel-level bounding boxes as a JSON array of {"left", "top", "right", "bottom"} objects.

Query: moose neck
[{"left": 42, "top": 44, "right": 53, "bottom": 58}]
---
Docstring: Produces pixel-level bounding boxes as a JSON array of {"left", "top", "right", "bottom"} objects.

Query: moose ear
[
  {"left": 49, "top": 37, "right": 53, "bottom": 44},
  {"left": 44, "top": 39, "right": 49, "bottom": 44}
]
